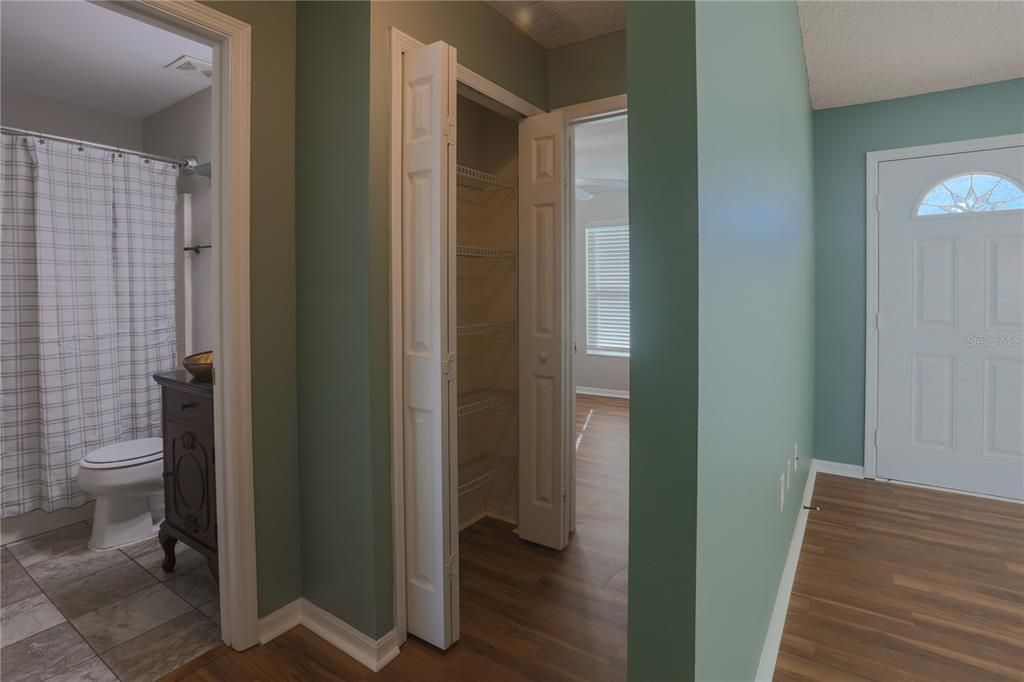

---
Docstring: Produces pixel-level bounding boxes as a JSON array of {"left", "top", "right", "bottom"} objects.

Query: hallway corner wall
[
  {"left": 625, "top": 2, "right": 700, "bottom": 679},
  {"left": 694, "top": 1, "right": 815, "bottom": 679},
  {"left": 295, "top": 0, "right": 392, "bottom": 638},
  {"left": 198, "top": 0, "right": 303, "bottom": 618},
  {"left": 548, "top": 29, "right": 627, "bottom": 110}
]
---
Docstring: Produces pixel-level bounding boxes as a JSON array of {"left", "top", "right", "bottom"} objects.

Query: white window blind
[{"left": 585, "top": 224, "right": 630, "bottom": 355}]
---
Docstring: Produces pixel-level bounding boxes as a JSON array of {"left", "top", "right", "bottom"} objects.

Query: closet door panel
[
  {"left": 401, "top": 40, "right": 459, "bottom": 650},
  {"left": 518, "top": 111, "right": 570, "bottom": 550}
]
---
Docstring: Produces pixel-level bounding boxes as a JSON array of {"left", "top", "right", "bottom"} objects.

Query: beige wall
[
  {"left": 1, "top": 88, "right": 143, "bottom": 148},
  {"left": 143, "top": 87, "right": 214, "bottom": 361}
]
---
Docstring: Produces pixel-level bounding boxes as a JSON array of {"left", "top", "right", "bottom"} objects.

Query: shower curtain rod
[{"left": 1, "top": 126, "right": 194, "bottom": 169}]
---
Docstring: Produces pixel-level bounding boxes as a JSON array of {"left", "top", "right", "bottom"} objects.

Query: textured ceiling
[
  {"left": 574, "top": 115, "right": 627, "bottom": 185},
  {"left": 487, "top": 1, "right": 624, "bottom": 49},
  {"left": 797, "top": 0, "right": 1024, "bottom": 110},
  {"left": 1, "top": 0, "right": 212, "bottom": 119}
]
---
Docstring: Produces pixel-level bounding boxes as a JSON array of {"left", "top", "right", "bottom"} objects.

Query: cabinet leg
[{"left": 158, "top": 526, "right": 177, "bottom": 573}]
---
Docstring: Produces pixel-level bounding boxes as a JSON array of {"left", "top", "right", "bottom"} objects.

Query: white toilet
[{"left": 76, "top": 438, "right": 165, "bottom": 550}]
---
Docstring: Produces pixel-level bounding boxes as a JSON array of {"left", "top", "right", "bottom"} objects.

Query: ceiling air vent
[{"left": 164, "top": 55, "right": 213, "bottom": 81}]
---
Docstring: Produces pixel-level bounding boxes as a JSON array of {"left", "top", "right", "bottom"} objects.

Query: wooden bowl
[{"left": 183, "top": 350, "right": 214, "bottom": 382}]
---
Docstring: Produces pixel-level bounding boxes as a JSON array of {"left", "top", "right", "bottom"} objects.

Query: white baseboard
[
  {"left": 576, "top": 386, "right": 629, "bottom": 400},
  {"left": 811, "top": 459, "right": 865, "bottom": 479},
  {"left": 755, "top": 460, "right": 819, "bottom": 681},
  {"left": 1, "top": 502, "right": 95, "bottom": 545},
  {"left": 303, "top": 598, "right": 400, "bottom": 672},
  {"left": 257, "top": 599, "right": 304, "bottom": 645},
  {"left": 257, "top": 598, "right": 399, "bottom": 672},
  {"left": 879, "top": 477, "right": 1024, "bottom": 505}
]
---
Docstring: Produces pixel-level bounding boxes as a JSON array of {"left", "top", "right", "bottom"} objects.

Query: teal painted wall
[
  {"left": 548, "top": 30, "right": 626, "bottom": 109},
  {"left": 695, "top": 2, "right": 815, "bottom": 679},
  {"left": 626, "top": 3, "right": 699, "bottom": 680},
  {"left": 198, "top": 0, "right": 302, "bottom": 618},
  {"left": 814, "top": 78, "right": 1024, "bottom": 466},
  {"left": 295, "top": 1, "right": 393, "bottom": 637}
]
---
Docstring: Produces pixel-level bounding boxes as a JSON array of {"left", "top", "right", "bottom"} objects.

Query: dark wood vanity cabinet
[{"left": 154, "top": 370, "right": 217, "bottom": 579}]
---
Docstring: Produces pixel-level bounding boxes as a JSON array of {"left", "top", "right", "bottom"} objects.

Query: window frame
[{"left": 914, "top": 170, "right": 1024, "bottom": 217}]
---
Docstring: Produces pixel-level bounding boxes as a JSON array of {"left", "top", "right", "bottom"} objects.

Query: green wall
[
  {"left": 548, "top": 29, "right": 626, "bottom": 109},
  {"left": 295, "top": 0, "right": 393, "bottom": 638},
  {"left": 200, "top": 1, "right": 303, "bottom": 618},
  {"left": 695, "top": 2, "right": 815, "bottom": 679},
  {"left": 293, "top": 0, "right": 548, "bottom": 639},
  {"left": 814, "top": 78, "right": 1024, "bottom": 466},
  {"left": 626, "top": 3, "right": 699, "bottom": 680}
]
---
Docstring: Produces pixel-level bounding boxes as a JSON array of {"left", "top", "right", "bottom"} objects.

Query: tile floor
[{"left": 1, "top": 521, "right": 220, "bottom": 682}]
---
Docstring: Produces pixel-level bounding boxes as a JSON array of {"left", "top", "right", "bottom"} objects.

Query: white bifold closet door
[
  {"left": 401, "top": 43, "right": 572, "bottom": 649},
  {"left": 401, "top": 40, "right": 459, "bottom": 650},
  {"left": 518, "top": 111, "right": 571, "bottom": 550}
]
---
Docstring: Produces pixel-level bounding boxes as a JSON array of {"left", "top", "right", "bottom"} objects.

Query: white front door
[
  {"left": 518, "top": 110, "right": 571, "bottom": 549},
  {"left": 401, "top": 40, "right": 459, "bottom": 649},
  {"left": 876, "top": 144, "right": 1024, "bottom": 500}
]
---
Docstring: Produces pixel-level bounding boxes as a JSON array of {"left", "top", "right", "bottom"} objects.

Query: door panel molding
[
  {"left": 400, "top": 40, "right": 458, "bottom": 650},
  {"left": 518, "top": 110, "right": 569, "bottom": 550},
  {"left": 865, "top": 134, "right": 1024, "bottom": 489},
  {"left": 387, "top": 26, "right": 548, "bottom": 648}
]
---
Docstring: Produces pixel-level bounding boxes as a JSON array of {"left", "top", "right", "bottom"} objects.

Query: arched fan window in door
[{"left": 916, "top": 173, "right": 1024, "bottom": 215}]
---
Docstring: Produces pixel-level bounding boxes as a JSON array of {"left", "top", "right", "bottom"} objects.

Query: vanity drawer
[{"left": 162, "top": 386, "right": 213, "bottom": 429}]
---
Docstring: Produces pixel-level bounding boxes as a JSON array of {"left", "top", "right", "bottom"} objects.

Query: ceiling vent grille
[{"left": 164, "top": 55, "right": 213, "bottom": 81}]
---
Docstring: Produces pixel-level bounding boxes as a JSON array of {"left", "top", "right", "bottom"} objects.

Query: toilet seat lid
[{"left": 81, "top": 438, "right": 163, "bottom": 470}]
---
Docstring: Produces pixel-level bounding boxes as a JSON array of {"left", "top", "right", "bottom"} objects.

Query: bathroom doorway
[{"left": 0, "top": 1, "right": 256, "bottom": 676}]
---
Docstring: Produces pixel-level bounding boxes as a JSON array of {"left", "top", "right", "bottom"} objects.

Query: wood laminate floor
[
  {"left": 164, "top": 394, "right": 629, "bottom": 681},
  {"left": 775, "top": 473, "right": 1024, "bottom": 682}
]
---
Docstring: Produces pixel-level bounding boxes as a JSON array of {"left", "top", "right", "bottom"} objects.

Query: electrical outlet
[{"left": 780, "top": 474, "right": 785, "bottom": 512}]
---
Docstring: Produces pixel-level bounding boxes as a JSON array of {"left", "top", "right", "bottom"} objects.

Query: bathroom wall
[
  {"left": 1, "top": 88, "right": 143, "bottom": 148},
  {"left": 143, "top": 87, "right": 215, "bottom": 360},
  {"left": 574, "top": 189, "right": 630, "bottom": 395}
]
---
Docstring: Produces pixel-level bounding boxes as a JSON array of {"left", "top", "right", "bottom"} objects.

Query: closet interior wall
[{"left": 455, "top": 94, "right": 519, "bottom": 530}]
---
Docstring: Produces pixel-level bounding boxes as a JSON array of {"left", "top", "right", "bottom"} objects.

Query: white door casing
[
  {"left": 401, "top": 40, "right": 460, "bottom": 649},
  {"left": 518, "top": 111, "right": 571, "bottom": 549},
  {"left": 875, "top": 144, "right": 1024, "bottom": 500}
]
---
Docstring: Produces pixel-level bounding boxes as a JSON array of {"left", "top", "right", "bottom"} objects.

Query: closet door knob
[{"left": 539, "top": 352, "right": 548, "bottom": 363}]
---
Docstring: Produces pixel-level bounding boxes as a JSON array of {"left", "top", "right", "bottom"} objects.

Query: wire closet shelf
[
  {"left": 457, "top": 320, "right": 516, "bottom": 337},
  {"left": 457, "top": 388, "right": 516, "bottom": 418},
  {"left": 456, "top": 164, "right": 516, "bottom": 191}
]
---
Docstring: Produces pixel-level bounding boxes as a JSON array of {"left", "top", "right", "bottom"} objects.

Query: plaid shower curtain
[{"left": 0, "top": 134, "right": 178, "bottom": 517}]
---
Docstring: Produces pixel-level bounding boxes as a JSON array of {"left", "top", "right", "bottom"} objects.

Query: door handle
[
  {"left": 539, "top": 352, "right": 548, "bottom": 363},
  {"left": 179, "top": 401, "right": 196, "bottom": 411}
]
